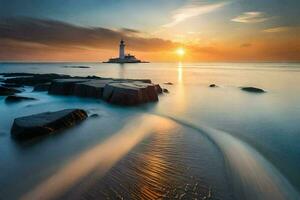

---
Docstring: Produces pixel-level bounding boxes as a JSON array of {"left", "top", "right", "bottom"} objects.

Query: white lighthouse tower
[{"left": 119, "top": 39, "right": 125, "bottom": 59}]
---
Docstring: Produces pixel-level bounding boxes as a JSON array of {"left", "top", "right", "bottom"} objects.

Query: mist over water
[{"left": 0, "top": 62, "right": 300, "bottom": 199}]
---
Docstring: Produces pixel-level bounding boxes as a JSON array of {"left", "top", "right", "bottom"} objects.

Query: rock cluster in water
[
  {"left": 0, "top": 73, "right": 163, "bottom": 105},
  {"left": 11, "top": 109, "right": 87, "bottom": 139},
  {"left": 0, "top": 73, "right": 164, "bottom": 140}
]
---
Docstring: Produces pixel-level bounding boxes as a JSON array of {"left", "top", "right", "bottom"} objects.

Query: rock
[
  {"left": 48, "top": 79, "right": 87, "bottom": 95},
  {"left": 11, "top": 109, "right": 87, "bottom": 140},
  {"left": 155, "top": 84, "right": 163, "bottom": 94},
  {"left": 241, "top": 87, "right": 265, "bottom": 93},
  {"left": 0, "top": 86, "right": 21, "bottom": 96},
  {"left": 33, "top": 82, "right": 51, "bottom": 91},
  {"left": 62, "top": 65, "right": 90, "bottom": 68},
  {"left": 73, "top": 79, "right": 113, "bottom": 98},
  {"left": 162, "top": 88, "right": 169, "bottom": 93},
  {"left": 2, "top": 73, "right": 161, "bottom": 106},
  {"left": 103, "top": 82, "right": 159, "bottom": 105},
  {"left": 113, "top": 78, "right": 152, "bottom": 84},
  {"left": 0, "top": 73, "right": 36, "bottom": 77},
  {"left": 4, "top": 73, "right": 72, "bottom": 86},
  {"left": 49, "top": 78, "right": 161, "bottom": 105},
  {"left": 2, "top": 83, "right": 23, "bottom": 88},
  {"left": 90, "top": 113, "right": 100, "bottom": 118},
  {"left": 164, "top": 82, "right": 173, "bottom": 85},
  {"left": 209, "top": 84, "right": 217, "bottom": 87},
  {"left": 5, "top": 95, "right": 36, "bottom": 103}
]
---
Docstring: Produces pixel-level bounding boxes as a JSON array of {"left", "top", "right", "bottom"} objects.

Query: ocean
[{"left": 0, "top": 62, "right": 299, "bottom": 200}]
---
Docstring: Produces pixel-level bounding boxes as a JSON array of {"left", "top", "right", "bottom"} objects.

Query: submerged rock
[
  {"left": 62, "top": 65, "right": 90, "bottom": 68},
  {"left": 33, "top": 82, "right": 51, "bottom": 91},
  {"left": 2, "top": 83, "right": 23, "bottom": 88},
  {"left": 5, "top": 95, "right": 36, "bottom": 103},
  {"left": 90, "top": 113, "right": 100, "bottom": 118},
  {"left": 0, "top": 86, "right": 21, "bottom": 96},
  {"left": 209, "top": 84, "right": 217, "bottom": 88},
  {"left": 163, "top": 88, "right": 169, "bottom": 93},
  {"left": 241, "top": 87, "right": 265, "bottom": 93},
  {"left": 11, "top": 109, "right": 87, "bottom": 139}
]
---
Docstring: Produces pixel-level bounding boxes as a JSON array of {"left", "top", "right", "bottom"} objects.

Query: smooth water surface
[{"left": 0, "top": 62, "right": 299, "bottom": 200}]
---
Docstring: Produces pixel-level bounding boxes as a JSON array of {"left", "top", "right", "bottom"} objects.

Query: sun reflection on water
[{"left": 177, "top": 62, "right": 183, "bottom": 83}]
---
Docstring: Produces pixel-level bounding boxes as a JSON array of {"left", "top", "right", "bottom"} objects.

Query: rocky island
[{"left": 104, "top": 40, "right": 148, "bottom": 63}]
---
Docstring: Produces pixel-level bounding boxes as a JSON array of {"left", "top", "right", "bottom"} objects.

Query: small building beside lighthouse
[{"left": 104, "top": 40, "right": 147, "bottom": 63}]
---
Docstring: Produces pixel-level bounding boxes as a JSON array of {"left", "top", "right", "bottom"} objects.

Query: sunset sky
[{"left": 0, "top": 0, "right": 299, "bottom": 62}]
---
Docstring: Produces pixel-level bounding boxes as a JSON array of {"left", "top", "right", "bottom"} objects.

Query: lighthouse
[
  {"left": 105, "top": 39, "right": 146, "bottom": 63},
  {"left": 119, "top": 39, "right": 125, "bottom": 59}
]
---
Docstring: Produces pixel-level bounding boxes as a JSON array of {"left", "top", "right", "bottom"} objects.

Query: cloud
[
  {"left": 0, "top": 17, "right": 178, "bottom": 53},
  {"left": 119, "top": 28, "right": 141, "bottom": 34},
  {"left": 263, "top": 26, "right": 296, "bottom": 33},
  {"left": 240, "top": 43, "right": 252, "bottom": 48},
  {"left": 231, "top": 12, "right": 270, "bottom": 23},
  {"left": 163, "top": 1, "right": 229, "bottom": 27}
]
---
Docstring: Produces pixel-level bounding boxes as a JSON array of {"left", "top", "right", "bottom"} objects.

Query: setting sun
[{"left": 176, "top": 48, "right": 185, "bottom": 56}]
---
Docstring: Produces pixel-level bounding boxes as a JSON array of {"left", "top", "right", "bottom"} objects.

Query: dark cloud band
[{"left": 0, "top": 17, "right": 177, "bottom": 52}]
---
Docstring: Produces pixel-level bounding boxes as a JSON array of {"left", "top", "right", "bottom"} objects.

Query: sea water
[{"left": 0, "top": 62, "right": 299, "bottom": 199}]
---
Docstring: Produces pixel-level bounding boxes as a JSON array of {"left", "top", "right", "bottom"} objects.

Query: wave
[{"left": 150, "top": 112, "right": 300, "bottom": 200}]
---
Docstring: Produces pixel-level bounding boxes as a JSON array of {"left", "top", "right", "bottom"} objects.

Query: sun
[{"left": 176, "top": 47, "right": 185, "bottom": 56}]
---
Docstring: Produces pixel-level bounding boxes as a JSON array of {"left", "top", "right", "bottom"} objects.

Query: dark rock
[
  {"left": 5, "top": 95, "right": 36, "bottom": 103},
  {"left": 62, "top": 65, "right": 90, "bottom": 68},
  {"left": 0, "top": 73, "right": 36, "bottom": 77},
  {"left": 0, "top": 86, "right": 21, "bottom": 96},
  {"left": 2, "top": 73, "right": 161, "bottom": 106},
  {"left": 90, "top": 113, "right": 100, "bottom": 118},
  {"left": 49, "top": 78, "right": 161, "bottom": 105},
  {"left": 11, "top": 109, "right": 87, "bottom": 139},
  {"left": 162, "top": 88, "right": 169, "bottom": 93},
  {"left": 4, "top": 73, "right": 72, "bottom": 86},
  {"left": 164, "top": 82, "right": 173, "bottom": 85},
  {"left": 2, "top": 83, "right": 23, "bottom": 88},
  {"left": 103, "top": 82, "right": 159, "bottom": 105},
  {"left": 155, "top": 84, "right": 163, "bottom": 94},
  {"left": 48, "top": 79, "right": 87, "bottom": 95},
  {"left": 241, "top": 87, "right": 265, "bottom": 93},
  {"left": 113, "top": 78, "right": 151, "bottom": 84},
  {"left": 73, "top": 79, "right": 113, "bottom": 98},
  {"left": 34, "top": 82, "right": 51, "bottom": 91},
  {"left": 209, "top": 84, "right": 217, "bottom": 87}
]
